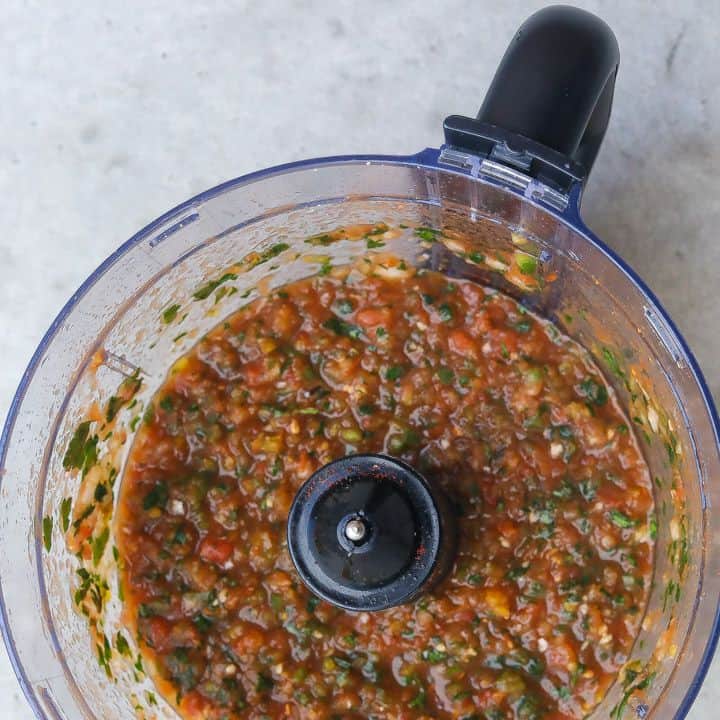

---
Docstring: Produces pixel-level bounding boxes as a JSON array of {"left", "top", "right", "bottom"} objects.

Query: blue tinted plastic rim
[{"left": 0, "top": 148, "right": 718, "bottom": 719}]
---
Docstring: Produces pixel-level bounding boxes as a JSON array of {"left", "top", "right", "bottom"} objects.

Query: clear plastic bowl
[{"left": 1, "top": 151, "right": 718, "bottom": 719}]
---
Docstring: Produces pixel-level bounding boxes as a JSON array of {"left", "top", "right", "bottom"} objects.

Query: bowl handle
[{"left": 444, "top": 5, "right": 619, "bottom": 190}]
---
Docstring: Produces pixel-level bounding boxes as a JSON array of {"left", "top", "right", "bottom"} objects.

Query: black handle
[{"left": 444, "top": 5, "right": 619, "bottom": 190}]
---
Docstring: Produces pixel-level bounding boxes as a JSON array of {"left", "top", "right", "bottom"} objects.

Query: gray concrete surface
[{"left": 1, "top": 0, "right": 718, "bottom": 717}]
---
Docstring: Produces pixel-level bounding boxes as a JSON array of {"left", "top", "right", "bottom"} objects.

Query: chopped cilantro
[
  {"left": 193, "top": 272, "right": 237, "bottom": 301},
  {"left": 409, "top": 687, "right": 426, "bottom": 709},
  {"left": 63, "top": 421, "right": 99, "bottom": 477},
  {"left": 42, "top": 516, "right": 53, "bottom": 552},
  {"left": 415, "top": 227, "right": 441, "bottom": 242},
  {"left": 601, "top": 346, "right": 625, "bottom": 379},
  {"left": 336, "top": 299, "right": 354, "bottom": 315},
  {"left": 270, "top": 593, "right": 285, "bottom": 612},
  {"left": 437, "top": 367, "right": 454, "bottom": 385},
  {"left": 385, "top": 365, "right": 405, "bottom": 381},
  {"left": 162, "top": 304, "right": 181, "bottom": 323},
  {"left": 60, "top": 497, "right": 72, "bottom": 533},
  {"left": 143, "top": 482, "right": 168, "bottom": 511},
  {"left": 92, "top": 527, "right": 110, "bottom": 566},
  {"left": 72, "top": 503, "right": 96, "bottom": 533},
  {"left": 256, "top": 673, "right": 274, "bottom": 693},
  {"left": 579, "top": 377, "right": 609, "bottom": 406},
  {"left": 251, "top": 242, "right": 290, "bottom": 267},
  {"left": 422, "top": 645, "right": 448, "bottom": 664},
  {"left": 106, "top": 395, "right": 122, "bottom": 422},
  {"left": 193, "top": 615, "right": 213, "bottom": 632},
  {"left": 323, "top": 316, "right": 362, "bottom": 339},
  {"left": 506, "top": 565, "right": 529, "bottom": 580},
  {"left": 609, "top": 509, "right": 635, "bottom": 529},
  {"left": 305, "top": 233, "right": 334, "bottom": 246},
  {"left": 649, "top": 516, "right": 658, "bottom": 540},
  {"left": 116, "top": 631, "right": 131, "bottom": 656},
  {"left": 438, "top": 303, "right": 454, "bottom": 322}
]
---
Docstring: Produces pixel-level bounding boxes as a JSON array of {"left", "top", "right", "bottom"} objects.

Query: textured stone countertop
[{"left": 1, "top": 1, "right": 718, "bottom": 717}]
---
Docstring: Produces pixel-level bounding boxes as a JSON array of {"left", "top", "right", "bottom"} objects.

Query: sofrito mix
[{"left": 117, "top": 257, "right": 654, "bottom": 719}]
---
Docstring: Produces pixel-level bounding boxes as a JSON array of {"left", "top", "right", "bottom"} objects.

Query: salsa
[{"left": 117, "top": 260, "right": 654, "bottom": 719}]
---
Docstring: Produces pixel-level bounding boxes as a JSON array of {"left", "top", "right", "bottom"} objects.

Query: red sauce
[{"left": 117, "top": 264, "right": 654, "bottom": 720}]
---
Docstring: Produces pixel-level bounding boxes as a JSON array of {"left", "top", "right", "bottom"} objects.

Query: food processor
[{"left": 1, "top": 5, "right": 718, "bottom": 719}]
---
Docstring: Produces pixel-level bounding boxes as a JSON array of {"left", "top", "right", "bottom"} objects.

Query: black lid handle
[
  {"left": 444, "top": 5, "right": 619, "bottom": 189},
  {"left": 479, "top": 5, "right": 619, "bottom": 176}
]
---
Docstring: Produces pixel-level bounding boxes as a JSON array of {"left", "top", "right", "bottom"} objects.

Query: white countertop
[{"left": 2, "top": 0, "right": 719, "bottom": 717}]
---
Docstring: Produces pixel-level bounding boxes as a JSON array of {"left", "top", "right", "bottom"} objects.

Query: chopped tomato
[{"left": 198, "top": 536, "right": 234, "bottom": 565}]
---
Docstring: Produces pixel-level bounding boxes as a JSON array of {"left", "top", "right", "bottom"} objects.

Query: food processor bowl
[{"left": 2, "top": 7, "right": 718, "bottom": 720}]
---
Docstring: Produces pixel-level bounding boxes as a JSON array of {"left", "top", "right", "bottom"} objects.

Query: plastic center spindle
[{"left": 287, "top": 454, "right": 457, "bottom": 612}]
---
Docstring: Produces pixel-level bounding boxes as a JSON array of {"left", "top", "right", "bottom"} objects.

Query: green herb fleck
[
  {"left": 193, "top": 272, "right": 237, "bottom": 301},
  {"left": 106, "top": 395, "right": 121, "bottom": 422},
  {"left": 438, "top": 303, "right": 454, "bottom": 322},
  {"left": 92, "top": 527, "right": 110, "bottom": 566},
  {"left": 143, "top": 483, "right": 168, "bottom": 511},
  {"left": 63, "top": 421, "right": 99, "bottom": 477},
  {"left": 60, "top": 497, "right": 72, "bottom": 533},
  {"left": 162, "top": 304, "right": 181, "bottom": 323},
  {"left": 256, "top": 673, "right": 274, "bottom": 693},
  {"left": 252, "top": 242, "right": 290, "bottom": 267},
  {"left": 415, "top": 227, "right": 441, "bottom": 242},
  {"left": 305, "top": 233, "right": 334, "bottom": 246},
  {"left": 601, "top": 347, "right": 625, "bottom": 380},
  {"left": 507, "top": 565, "right": 529, "bottom": 580},
  {"left": 116, "top": 631, "right": 131, "bottom": 656},
  {"left": 579, "top": 377, "right": 609, "bottom": 406},
  {"left": 43, "top": 516, "right": 53, "bottom": 552},
  {"left": 385, "top": 365, "right": 405, "bottom": 381},
  {"left": 73, "top": 503, "right": 96, "bottom": 533},
  {"left": 437, "top": 367, "right": 454, "bottom": 385},
  {"left": 409, "top": 687, "right": 426, "bottom": 709},
  {"left": 323, "top": 316, "right": 362, "bottom": 339},
  {"left": 649, "top": 516, "right": 658, "bottom": 541},
  {"left": 609, "top": 509, "right": 636, "bottom": 529},
  {"left": 422, "top": 644, "right": 448, "bottom": 664}
]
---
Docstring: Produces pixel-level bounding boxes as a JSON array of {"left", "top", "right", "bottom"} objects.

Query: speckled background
[{"left": 1, "top": 1, "right": 718, "bottom": 717}]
